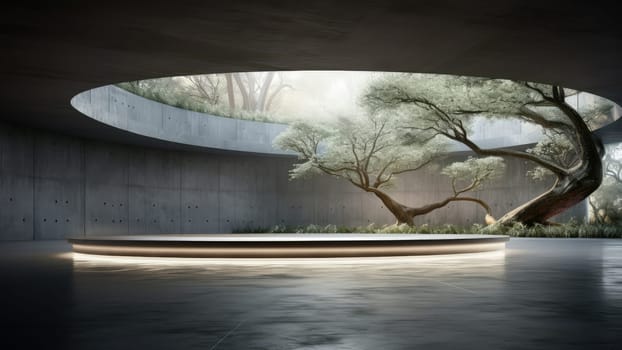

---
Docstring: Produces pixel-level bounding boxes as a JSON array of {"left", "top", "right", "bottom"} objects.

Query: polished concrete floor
[{"left": 0, "top": 238, "right": 620, "bottom": 349}]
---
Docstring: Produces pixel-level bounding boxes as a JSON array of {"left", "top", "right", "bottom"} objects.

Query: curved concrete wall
[
  {"left": 71, "top": 86, "right": 292, "bottom": 155},
  {"left": 0, "top": 121, "right": 586, "bottom": 240}
]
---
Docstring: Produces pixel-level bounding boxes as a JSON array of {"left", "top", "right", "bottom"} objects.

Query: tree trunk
[
  {"left": 368, "top": 188, "right": 494, "bottom": 226},
  {"left": 257, "top": 72, "right": 275, "bottom": 111},
  {"left": 233, "top": 73, "right": 249, "bottom": 110},
  {"left": 225, "top": 74, "right": 235, "bottom": 110},
  {"left": 369, "top": 189, "right": 415, "bottom": 225},
  {"left": 497, "top": 89, "right": 603, "bottom": 225},
  {"left": 246, "top": 73, "right": 257, "bottom": 110},
  {"left": 497, "top": 161, "right": 601, "bottom": 225}
]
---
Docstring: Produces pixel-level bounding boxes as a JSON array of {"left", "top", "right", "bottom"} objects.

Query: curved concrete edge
[
  {"left": 70, "top": 85, "right": 294, "bottom": 155},
  {"left": 68, "top": 234, "right": 509, "bottom": 258}
]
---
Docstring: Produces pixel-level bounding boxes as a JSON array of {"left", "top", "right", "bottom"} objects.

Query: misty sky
[{"left": 258, "top": 71, "right": 375, "bottom": 122}]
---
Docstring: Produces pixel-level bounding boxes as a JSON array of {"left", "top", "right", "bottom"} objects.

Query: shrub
[{"left": 232, "top": 222, "right": 622, "bottom": 238}]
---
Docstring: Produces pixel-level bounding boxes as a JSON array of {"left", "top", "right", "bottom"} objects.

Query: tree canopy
[
  {"left": 275, "top": 110, "right": 504, "bottom": 225},
  {"left": 364, "top": 73, "right": 611, "bottom": 225}
]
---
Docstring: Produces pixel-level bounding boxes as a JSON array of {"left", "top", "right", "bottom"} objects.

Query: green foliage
[
  {"left": 232, "top": 221, "right": 622, "bottom": 238},
  {"left": 590, "top": 180, "right": 622, "bottom": 224},
  {"left": 274, "top": 112, "right": 446, "bottom": 186},
  {"left": 441, "top": 156, "right": 505, "bottom": 191},
  {"left": 489, "top": 220, "right": 622, "bottom": 238},
  {"left": 363, "top": 73, "right": 614, "bottom": 178},
  {"left": 526, "top": 132, "right": 577, "bottom": 181},
  {"left": 589, "top": 143, "right": 622, "bottom": 224},
  {"left": 231, "top": 225, "right": 272, "bottom": 233},
  {"left": 578, "top": 95, "right": 617, "bottom": 130},
  {"left": 117, "top": 78, "right": 286, "bottom": 123},
  {"left": 362, "top": 73, "right": 619, "bottom": 224},
  {"left": 363, "top": 73, "right": 548, "bottom": 121}
]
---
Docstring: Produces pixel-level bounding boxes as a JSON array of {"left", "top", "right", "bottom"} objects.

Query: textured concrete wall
[
  {"left": 0, "top": 121, "right": 586, "bottom": 240},
  {"left": 71, "top": 86, "right": 293, "bottom": 155}
]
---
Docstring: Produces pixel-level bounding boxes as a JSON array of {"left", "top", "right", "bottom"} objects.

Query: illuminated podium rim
[{"left": 68, "top": 234, "right": 509, "bottom": 258}]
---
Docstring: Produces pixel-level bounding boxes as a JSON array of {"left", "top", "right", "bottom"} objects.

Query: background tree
[
  {"left": 118, "top": 72, "right": 293, "bottom": 116},
  {"left": 225, "top": 73, "right": 235, "bottom": 110},
  {"left": 589, "top": 144, "right": 622, "bottom": 224},
  {"left": 230, "top": 72, "right": 292, "bottom": 112},
  {"left": 275, "top": 112, "right": 504, "bottom": 225},
  {"left": 183, "top": 75, "right": 222, "bottom": 106},
  {"left": 364, "top": 74, "right": 611, "bottom": 225}
]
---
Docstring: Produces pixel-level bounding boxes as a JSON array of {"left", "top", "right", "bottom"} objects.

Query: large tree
[
  {"left": 364, "top": 74, "right": 611, "bottom": 225},
  {"left": 275, "top": 112, "right": 504, "bottom": 225},
  {"left": 230, "top": 72, "right": 292, "bottom": 112}
]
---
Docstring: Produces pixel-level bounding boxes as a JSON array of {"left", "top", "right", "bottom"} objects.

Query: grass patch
[{"left": 117, "top": 83, "right": 288, "bottom": 123}]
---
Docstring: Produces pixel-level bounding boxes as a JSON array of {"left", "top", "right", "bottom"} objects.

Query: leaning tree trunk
[
  {"left": 497, "top": 165, "right": 602, "bottom": 225},
  {"left": 368, "top": 188, "right": 416, "bottom": 225},
  {"left": 368, "top": 188, "right": 494, "bottom": 226},
  {"left": 496, "top": 89, "right": 603, "bottom": 225}
]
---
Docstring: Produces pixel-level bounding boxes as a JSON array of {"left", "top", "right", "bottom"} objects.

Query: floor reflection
[
  {"left": 603, "top": 241, "right": 622, "bottom": 301},
  {"left": 1, "top": 239, "right": 621, "bottom": 349},
  {"left": 68, "top": 250, "right": 507, "bottom": 349}
]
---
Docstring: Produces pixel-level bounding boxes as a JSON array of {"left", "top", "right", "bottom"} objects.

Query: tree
[
  {"left": 183, "top": 75, "right": 222, "bottom": 106},
  {"left": 364, "top": 74, "right": 610, "bottom": 225},
  {"left": 274, "top": 112, "right": 504, "bottom": 225},
  {"left": 230, "top": 72, "right": 292, "bottom": 112},
  {"left": 224, "top": 73, "right": 235, "bottom": 110},
  {"left": 441, "top": 156, "right": 506, "bottom": 225},
  {"left": 118, "top": 73, "right": 293, "bottom": 116},
  {"left": 589, "top": 144, "right": 622, "bottom": 224},
  {"left": 526, "top": 132, "right": 577, "bottom": 182}
]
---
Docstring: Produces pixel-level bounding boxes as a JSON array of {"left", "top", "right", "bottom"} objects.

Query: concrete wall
[
  {"left": 71, "top": 86, "right": 292, "bottom": 155},
  {"left": 0, "top": 121, "right": 586, "bottom": 240}
]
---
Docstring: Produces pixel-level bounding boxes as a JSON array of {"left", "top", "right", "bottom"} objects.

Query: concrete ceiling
[{"left": 2, "top": 1, "right": 622, "bottom": 149}]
